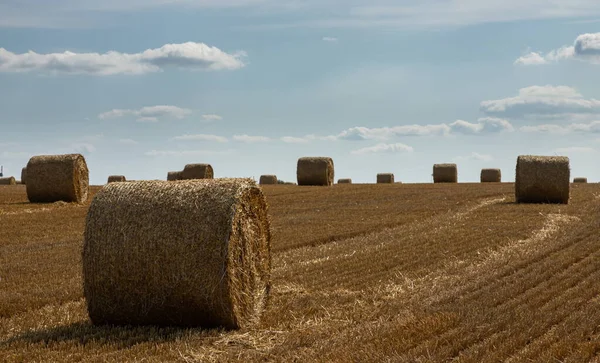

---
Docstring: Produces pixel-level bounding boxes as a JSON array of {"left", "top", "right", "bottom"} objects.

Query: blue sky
[{"left": 2, "top": 1, "right": 600, "bottom": 184}]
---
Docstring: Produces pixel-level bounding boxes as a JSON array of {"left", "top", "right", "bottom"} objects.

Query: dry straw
[
  {"left": 297, "top": 157, "right": 334, "bottom": 186},
  {"left": 26, "top": 154, "right": 89, "bottom": 203},
  {"left": 107, "top": 175, "right": 126, "bottom": 183},
  {"left": 573, "top": 177, "right": 587, "bottom": 183},
  {"left": 259, "top": 175, "right": 278, "bottom": 185},
  {"left": 480, "top": 168, "right": 501, "bottom": 183},
  {"left": 167, "top": 171, "right": 182, "bottom": 181},
  {"left": 180, "top": 164, "right": 214, "bottom": 180},
  {"left": 337, "top": 178, "right": 352, "bottom": 184},
  {"left": 515, "top": 155, "right": 570, "bottom": 204},
  {"left": 83, "top": 178, "right": 271, "bottom": 329},
  {"left": 0, "top": 176, "right": 16, "bottom": 185},
  {"left": 21, "top": 167, "right": 27, "bottom": 185},
  {"left": 377, "top": 173, "right": 394, "bottom": 184},
  {"left": 433, "top": 163, "right": 458, "bottom": 183}
]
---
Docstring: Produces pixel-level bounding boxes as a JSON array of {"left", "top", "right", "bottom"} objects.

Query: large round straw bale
[
  {"left": 337, "top": 178, "right": 352, "bottom": 184},
  {"left": 433, "top": 163, "right": 458, "bottom": 183},
  {"left": 180, "top": 164, "right": 214, "bottom": 180},
  {"left": 573, "top": 177, "right": 587, "bottom": 183},
  {"left": 26, "top": 154, "right": 89, "bottom": 203},
  {"left": 296, "top": 157, "right": 334, "bottom": 186},
  {"left": 377, "top": 173, "right": 394, "bottom": 184},
  {"left": 83, "top": 178, "right": 271, "bottom": 329},
  {"left": 480, "top": 168, "right": 501, "bottom": 182},
  {"left": 515, "top": 155, "right": 570, "bottom": 204},
  {"left": 167, "top": 171, "right": 182, "bottom": 181},
  {"left": 259, "top": 175, "right": 278, "bottom": 185},
  {"left": 0, "top": 176, "right": 16, "bottom": 185},
  {"left": 21, "top": 167, "right": 27, "bottom": 185},
  {"left": 107, "top": 175, "right": 126, "bottom": 183}
]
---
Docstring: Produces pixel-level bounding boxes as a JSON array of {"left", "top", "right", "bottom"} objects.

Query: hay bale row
[
  {"left": 21, "top": 167, "right": 27, "bottom": 185},
  {"left": 26, "top": 154, "right": 89, "bottom": 203},
  {"left": 377, "top": 173, "right": 394, "bottom": 184},
  {"left": 480, "top": 168, "right": 501, "bottom": 183},
  {"left": 573, "top": 177, "right": 587, "bottom": 183},
  {"left": 433, "top": 164, "right": 457, "bottom": 183},
  {"left": 515, "top": 155, "right": 569, "bottom": 204},
  {"left": 259, "top": 175, "right": 277, "bottom": 185},
  {"left": 337, "top": 178, "right": 352, "bottom": 184},
  {"left": 0, "top": 176, "right": 16, "bottom": 185},
  {"left": 297, "top": 157, "right": 334, "bottom": 186},
  {"left": 83, "top": 178, "right": 271, "bottom": 329},
  {"left": 107, "top": 175, "right": 126, "bottom": 183}
]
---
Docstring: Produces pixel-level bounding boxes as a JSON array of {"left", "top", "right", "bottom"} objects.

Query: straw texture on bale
[
  {"left": 259, "top": 175, "right": 278, "bottom": 185},
  {"left": 377, "top": 173, "right": 394, "bottom": 184},
  {"left": 0, "top": 176, "right": 16, "bottom": 185},
  {"left": 107, "top": 175, "right": 126, "bottom": 183},
  {"left": 296, "top": 157, "right": 334, "bottom": 186},
  {"left": 21, "top": 167, "right": 27, "bottom": 185},
  {"left": 433, "top": 164, "right": 458, "bottom": 183},
  {"left": 337, "top": 178, "right": 352, "bottom": 184},
  {"left": 480, "top": 168, "right": 501, "bottom": 183},
  {"left": 573, "top": 177, "right": 588, "bottom": 183},
  {"left": 83, "top": 178, "right": 271, "bottom": 329},
  {"left": 180, "top": 164, "right": 214, "bottom": 180},
  {"left": 515, "top": 155, "right": 570, "bottom": 204},
  {"left": 167, "top": 171, "right": 182, "bottom": 181},
  {"left": 26, "top": 154, "right": 89, "bottom": 203}
]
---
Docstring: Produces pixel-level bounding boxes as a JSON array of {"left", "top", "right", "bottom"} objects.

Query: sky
[{"left": 2, "top": 1, "right": 600, "bottom": 184}]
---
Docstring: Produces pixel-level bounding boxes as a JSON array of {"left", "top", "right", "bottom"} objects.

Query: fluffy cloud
[
  {"left": 233, "top": 135, "right": 271, "bottom": 143},
  {"left": 514, "top": 33, "right": 600, "bottom": 66},
  {"left": 520, "top": 120, "right": 600, "bottom": 133},
  {"left": 99, "top": 105, "right": 192, "bottom": 122},
  {"left": 351, "top": 142, "right": 414, "bottom": 155},
  {"left": 71, "top": 143, "right": 96, "bottom": 153},
  {"left": 171, "top": 134, "right": 228, "bottom": 142},
  {"left": 202, "top": 114, "right": 223, "bottom": 121},
  {"left": 280, "top": 136, "right": 310, "bottom": 144},
  {"left": 322, "top": 36, "right": 338, "bottom": 42},
  {"left": 118, "top": 138, "right": 139, "bottom": 145},
  {"left": 0, "top": 42, "right": 246, "bottom": 75},
  {"left": 337, "top": 124, "right": 451, "bottom": 141}
]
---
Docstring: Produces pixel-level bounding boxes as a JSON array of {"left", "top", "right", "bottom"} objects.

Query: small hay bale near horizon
[
  {"left": 107, "top": 175, "right": 126, "bottom": 183},
  {"left": 297, "top": 157, "right": 334, "bottom": 186},
  {"left": 377, "top": 173, "right": 394, "bottom": 184},
  {"left": 180, "top": 164, "right": 214, "bottom": 180},
  {"left": 573, "top": 177, "right": 588, "bottom": 183},
  {"left": 515, "top": 155, "right": 570, "bottom": 204},
  {"left": 21, "top": 167, "right": 27, "bottom": 185},
  {"left": 26, "top": 154, "right": 89, "bottom": 203},
  {"left": 480, "top": 168, "right": 502, "bottom": 183},
  {"left": 259, "top": 175, "right": 278, "bottom": 185},
  {"left": 0, "top": 176, "right": 16, "bottom": 185},
  {"left": 167, "top": 171, "right": 182, "bottom": 181},
  {"left": 83, "top": 178, "right": 271, "bottom": 329},
  {"left": 433, "top": 163, "right": 458, "bottom": 183},
  {"left": 338, "top": 178, "right": 352, "bottom": 184}
]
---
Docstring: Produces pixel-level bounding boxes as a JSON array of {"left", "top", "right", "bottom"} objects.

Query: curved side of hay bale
[
  {"left": 515, "top": 155, "right": 570, "bottom": 204},
  {"left": 573, "top": 177, "right": 588, "bottom": 183},
  {"left": 21, "top": 167, "right": 27, "bottom": 185},
  {"left": 180, "top": 164, "right": 214, "bottom": 180},
  {"left": 107, "top": 175, "right": 126, "bottom": 183},
  {"left": 167, "top": 171, "right": 182, "bottom": 181},
  {"left": 377, "top": 173, "right": 394, "bottom": 184},
  {"left": 0, "top": 176, "right": 16, "bottom": 185},
  {"left": 296, "top": 157, "right": 334, "bottom": 186},
  {"left": 83, "top": 178, "right": 271, "bottom": 329},
  {"left": 259, "top": 175, "right": 278, "bottom": 185},
  {"left": 433, "top": 164, "right": 458, "bottom": 183},
  {"left": 26, "top": 154, "right": 89, "bottom": 203},
  {"left": 337, "top": 178, "right": 352, "bottom": 184},
  {"left": 480, "top": 168, "right": 501, "bottom": 183}
]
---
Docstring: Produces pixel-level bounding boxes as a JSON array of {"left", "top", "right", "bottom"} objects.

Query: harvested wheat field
[{"left": 2, "top": 182, "right": 600, "bottom": 362}]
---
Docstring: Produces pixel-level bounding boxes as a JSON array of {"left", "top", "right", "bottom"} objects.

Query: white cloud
[
  {"left": 145, "top": 149, "right": 234, "bottom": 157},
  {"left": 0, "top": 42, "right": 246, "bottom": 75},
  {"left": 514, "top": 51, "right": 549, "bottom": 65},
  {"left": 99, "top": 105, "right": 192, "bottom": 122},
  {"left": 322, "top": 36, "right": 338, "bottom": 42},
  {"left": 171, "top": 134, "right": 228, "bottom": 143},
  {"left": 454, "top": 152, "right": 493, "bottom": 162},
  {"left": 337, "top": 124, "right": 450, "bottom": 141},
  {"left": 351, "top": 142, "right": 414, "bottom": 155},
  {"left": 520, "top": 120, "right": 600, "bottom": 134},
  {"left": 280, "top": 136, "right": 310, "bottom": 144},
  {"left": 514, "top": 33, "right": 600, "bottom": 66},
  {"left": 554, "top": 146, "right": 595, "bottom": 154},
  {"left": 71, "top": 143, "right": 96, "bottom": 154},
  {"left": 119, "top": 138, "right": 139, "bottom": 145},
  {"left": 233, "top": 134, "right": 271, "bottom": 143},
  {"left": 202, "top": 114, "right": 223, "bottom": 121}
]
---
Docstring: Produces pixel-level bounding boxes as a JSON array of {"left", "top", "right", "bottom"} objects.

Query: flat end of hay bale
[
  {"left": 21, "top": 167, "right": 27, "bottom": 185},
  {"left": 480, "top": 168, "right": 502, "bottom": 183},
  {"left": 337, "top": 178, "right": 352, "bottom": 184},
  {"left": 180, "top": 164, "right": 214, "bottom": 180},
  {"left": 26, "top": 154, "right": 89, "bottom": 203},
  {"left": 107, "top": 175, "right": 126, "bottom": 183},
  {"left": 433, "top": 163, "right": 458, "bottom": 183},
  {"left": 296, "top": 157, "right": 334, "bottom": 186},
  {"left": 376, "top": 173, "right": 394, "bottom": 184},
  {"left": 515, "top": 155, "right": 570, "bottom": 204},
  {"left": 259, "top": 175, "right": 278, "bottom": 185}
]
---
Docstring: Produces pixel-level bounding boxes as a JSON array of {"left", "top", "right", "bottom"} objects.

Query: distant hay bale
[
  {"left": 259, "top": 175, "right": 278, "bottom": 185},
  {"left": 83, "top": 178, "right": 271, "bottom": 329},
  {"left": 0, "top": 176, "right": 16, "bottom": 185},
  {"left": 21, "top": 167, "right": 27, "bottom": 185},
  {"left": 167, "top": 171, "right": 182, "bottom": 181},
  {"left": 480, "top": 168, "right": 501, "bottom": 183},
  {"left": 180, "top": 164, "right": 214, "bottom": 180},
  {"left": 377, "top": 173, "right": 394, "bottom": 184},
  {"left": 107, "top": 175, "right": 126, "bottom": 183},
  {"left": 26, "top": 154, "right": 89, "bottom": 203},
  {"left": 573, "top": 177, "right": 587, "bottom": 183},
  {"left": 337, "top": 178, "right": 352, "bottom": 184},
  {"left": 515, "top": 155, "right": 570, "bottom": 204},
  {"left": 297, "top": 157, "right": 334, "bottom": 186},
  {"left": 433, "top": 164, "right": 458, "bottom": 183},
  {"left": 284, "top": 182, "right": 296, "bottom": 185}
]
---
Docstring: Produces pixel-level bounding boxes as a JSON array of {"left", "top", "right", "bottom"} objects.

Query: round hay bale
[
  {"left": 167, "top": 171, "right": 182, "bottom": 181},
  {"left": 21, "top": 167, "right": 27, "bottom": 185},
  {"left": 480, "top": 168, "right": 501, "bottom": 183},
  {"left": 180, "top": 164, "right": 214, "bottom": 180},
  {"left": 337, "top": 178, "right": 352, "bottom": 184},
  {"left": 259, "top": 175, "right": 278, "bottom": 185},
  {"left": 377, "top": 173, "right": 394, "bottom": 184},
  {"left": 26, "top": 154, "right": 89, "bottom": 203},
  {"left": 284, "top": 182, "right": 296, "bottom": 185},
  {"left": 573, "top": 177, "right": 587, "bottom": 183},
  {"left": 83, "top": 178, "right": 271, "bottom": 329},
  {"left": 296, "top": 157, "right": 334, "bottom": 186},
  {"left": 433, "top": 163, "right": 457, "bottom": 183},
  {"left": 515, "top": 155, "right": 570, "bottom": 204},
  {"left": 0, "top": 176, "right": 16, "bottom": 185},
  {"left": 107, "top": 175, "right": 126, "bottom": 183}
]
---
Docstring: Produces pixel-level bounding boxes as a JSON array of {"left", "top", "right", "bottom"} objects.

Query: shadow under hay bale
[
  {"left": 180, "top": 164, "right": 213, "bottom": 180},
  {"left": 297, "top": 157, "right": 334, "bottom": 186},
  {"left": 433, "top": 164, "right": 458, "bottom": 183},
  {"left": 515, "top": 155, "right": 570, "bottom": 204},
  {"left": 0, "top": 176, "right": 16, "bottom": 185},
  {"left": 377, "top": 173, "right": 394, "bottom": 184},
  {"left": 167, "top": 171, "right": 182, "bottom": 181},
  {"left": 26, "top": 154, "right": 89, "bottom": 203},
  {"left": 337, "top": 178, "right": 352, "bottom": 184},
  {"left": 107, "top": 175, "right": 126, "bottom": 183},
  {"left": 259, "top": 175, "right": 277, "bottom": 185},
  {"left": 573, "top": 177, "right": 587, "bottom": 183},
  {"left": 480, "top": 168, "right": 501, "bottom": 183},
  {"left": 83, "top": 178, "right": 271, "bottom": 329},
  {"left": 21, "top": 167, "right": 27, "bottom": 185}
]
